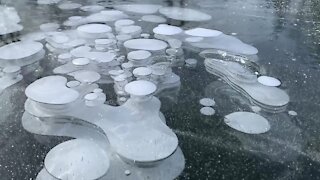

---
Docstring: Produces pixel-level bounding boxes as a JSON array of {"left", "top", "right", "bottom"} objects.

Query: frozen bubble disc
[
  {"left": 124, "top": 38, "right": 167, "bottom": 51},
  {"left": 0, "top": 41, "right": 43, "bottom": 61},
  {"left": 25, "top": 76, "right": 79, "bottom": 105},
  {"left": 77, "top": 24, "right": 112, "bottom": 38},
  {"left": 185, "top": 28, "right": 222, "bottom": 37},
  {"left": 125, "top": 80, "right": 156, "bottom": 96},
  {"left": 159, "top": 7, "right": 211, "bottom": 21},
  {"left": 44, "top": 139, "right": 110, "bottom": 180},
  {"left": 73, "top": 70, "right": 101, "bottom": 83},
  {"left": 224, "top": 112, "right": 271, "bottom": 134},
  {"left": 258, "top": 76, "right": 281, "bottom": 87}
]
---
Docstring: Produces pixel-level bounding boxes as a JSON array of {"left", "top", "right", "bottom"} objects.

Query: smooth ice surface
[
  {"left": 200, "top": 107, "right": 215, "bottom": 116},
  {"left": 124, "top": 39, "right": 168, "bottom": 51},
  {"left": 25, "top": 76, "right": 79, "bottom": 105},
  {"left": 40, "top": 22, "right": 59, "bottom": 32},
  {"left": 0, "top": 41, "right": 43, "bottom": 60},
  {"left": 185, "top": 28, "right": 222, "bottom": 37},
  {"left": 141, "top": 15, "right": 166, "bottom": 23},
  {"left": 153, "top": 24, "right": 183, "bottom": 35},
  {"left": 185, "top": 37, "right": 204, "bottom": 43},
  {"left": 199, "top": 98, "right": 215, "bottom": 107},
  {"left": 44, "top": 139, "right": 110, "bottom": 180},
  {"left": 37, "top": 0, "right": 61, "bottom": 5},
  {"left": 224, "top": 112, "right": 271, "bottom": 134},
  {"left": 159, "top": 7, "right": 211, "bottom": 21},
  {"left": 115, "top": 19, "right": 135, "bottom": 27},
  {"left": 114, "top": 4, "right": 162, "bottom": 14},
  {"left": 258, "top": 76, "right": 281, "bottom": 87},
  {"left": 125, "top": 80, "right": 156, "bottom": 96}
]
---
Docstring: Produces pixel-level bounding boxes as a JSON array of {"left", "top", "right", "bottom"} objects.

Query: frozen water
[
  {"left": 224, "top": 112, "right": 271, "bottom": 134},
  {"left": 185, "top": 28, "right": 222, "bottom": 37},
  {"left": 86, "top": 10, "right": 128, "bottom": 23},
  {"left": 125, "top": 80, "right": 156, "bottom": 96},
  {"left": 251, "top": 106, "right": 262, "bottom": 113},
  {"left": 199, "top": 98, "right": 215, "bottom": 107},
  {"left": 115, "top": 19, "right": 135, "bottom": 31},
  {"left": 114, "top": 4, "right": 162, "bottom": 14},
  {"left": 119, "top": 25, "right": 142, "bottom": 38},
  {"left": 44, "top": 139, "right": 110, "bottom": 180},
  {"left": 141, "top": 15, "right": 167, "bottom": 23},
  {"left": 128, "top": 50, "right": 152, "bottom": 61},
  {"left": 185, "top": 37, "right": 204, "bottom": 43},
  {"left": 25, "top": 76, "right": 79, "bottom": 105},
  {"left": 159, "top": 7, "right": 211, "bottom": 21},
  {"left": 200, "top": 107, "right": 215, "bottom": 116},
  {"left": 258, "top": 76, "right": 281, "bottom": 87},
  {"left": 185, "top": 58, "right": 198, "bottom": 68}
]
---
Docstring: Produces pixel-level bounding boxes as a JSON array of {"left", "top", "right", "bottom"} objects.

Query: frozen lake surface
[{"left": 1, "top": 0, "right": 320, "bottom": 179}]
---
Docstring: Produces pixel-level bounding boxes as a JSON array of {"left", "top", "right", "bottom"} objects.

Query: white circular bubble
[
  {"left": 125, "top": 80, "right": 156, "bottom": 96},
  {"left": 288, "top": 110, "right": 298, "bottom": 116},
  {"left": 45, "top": 139, "right": 110, "bottom": 180},
  {"left": 80, "top": 5, "right": 104, "bottom": 12},
  {"left": 199, "top": 98, "right": 215, "bottom": 107},
  {"left": 200, "top": 107, "right": 215, "bottom": 116},
  {"left": 251, "top": 106, "right": 262, "bottom": 113},
  {"left": 153, "top": 24, "right": 183, "bottom": 36},
  {"left": 185, "top": 37, "right": 204, "bottom": 43},
  {"left": 66, "top": 80, "right": 80, "bottom": 88},
  {"left": 133, "top": 67, "right": 152, "bottom": 77},
  {"left": 127, "top": 50, "right": 151, "bottom": 61},
  {"left": 77, "top": 24, "right": 112, "bottom": 38},
  {"left": 85, "top": 93, "right": 98, "bottom": 101},
  {"left": 40, "top": 22, "right": 59, "bottom": 32},
  {"left": 258, "top": 76, "right": 281, "bottom": 87},
  {"left": 224, "top": 112, "right": 270, "bottom": 134},
  {"left": 124, "top": 39, "right": 168, "bottom": 51}
]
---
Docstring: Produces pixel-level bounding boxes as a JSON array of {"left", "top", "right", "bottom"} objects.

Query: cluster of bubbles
[{"left": 0, "top": 1, "right": 298, "bottom": 179}]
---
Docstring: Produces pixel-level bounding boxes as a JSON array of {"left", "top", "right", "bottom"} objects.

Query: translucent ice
[
  {"left": 200, "top": 107, "right": 215, "bottom": 116},
  {"left": 258, "top": 76, "right": 281, "bottom": 87},
  {"left": 184, "top": 28, "right": 222, "bottom": 37}
]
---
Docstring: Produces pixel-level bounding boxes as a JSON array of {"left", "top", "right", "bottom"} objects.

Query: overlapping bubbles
[{"left": 0, "top": 2, "right": 293, "bottom": 179}]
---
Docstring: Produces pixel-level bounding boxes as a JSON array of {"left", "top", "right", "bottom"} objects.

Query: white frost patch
[
  {"left": 224, "top": 112, "right": 270, "bottom": 134},
  {"left": 77, "top": 24, "right": 112, "bottom": 39},
  {"left": 258, "top": 76, "right": 281, "bottom": 87},
  {"left": 159, "top": 7, "right": 211, "bottom": 21}
]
